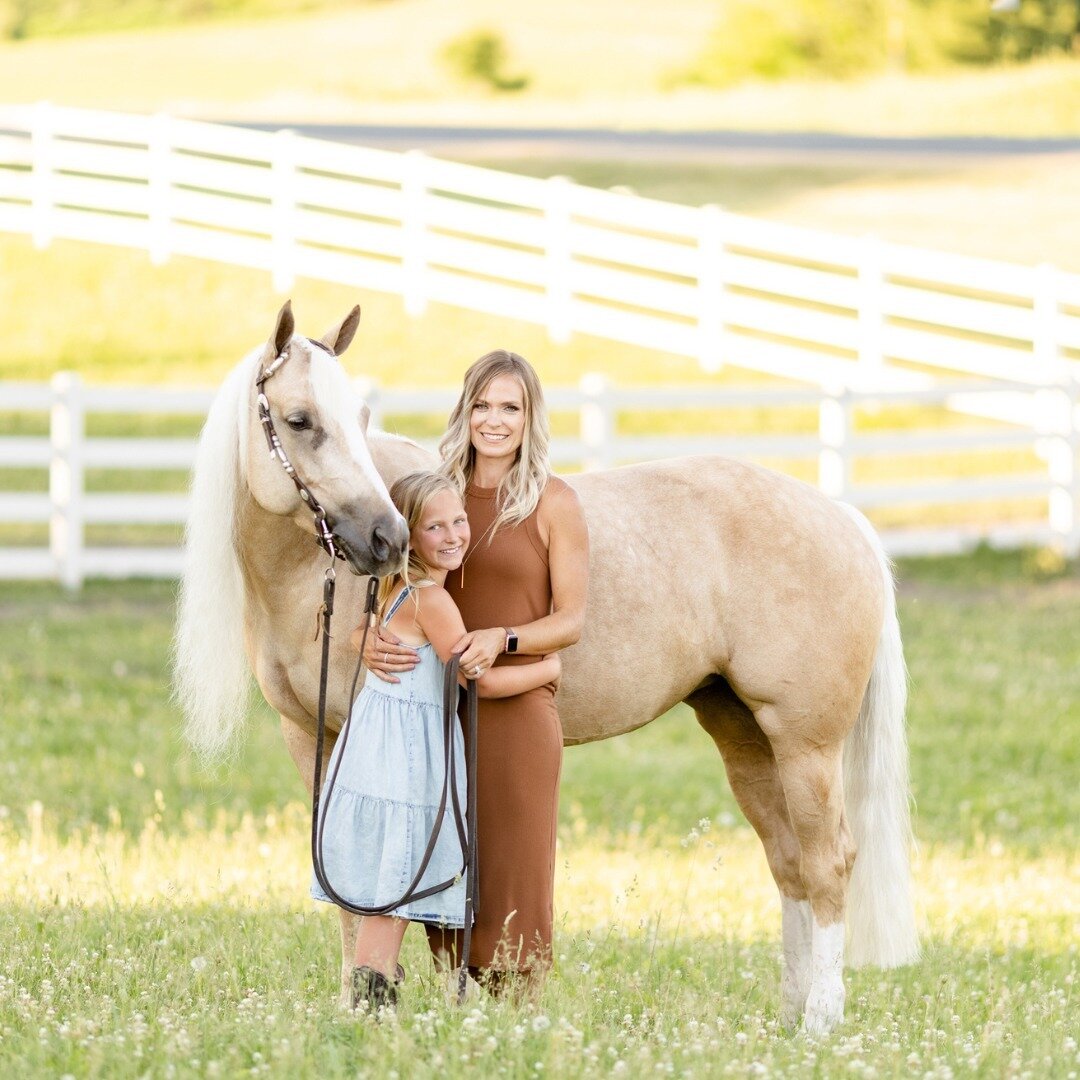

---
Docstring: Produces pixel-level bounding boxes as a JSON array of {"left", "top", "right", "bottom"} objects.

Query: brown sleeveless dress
[{"left": 425, "top": 475, "right": 567, "bottom": 974}]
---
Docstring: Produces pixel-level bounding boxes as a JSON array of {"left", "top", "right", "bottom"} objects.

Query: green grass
[{"left": 0, "top": 550, "right": 1078, "bottom": 1076}]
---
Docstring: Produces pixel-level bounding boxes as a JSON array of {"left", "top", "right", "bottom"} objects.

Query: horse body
[{"left": 176, "top": 306, "right": 917, "bottom": 1034}]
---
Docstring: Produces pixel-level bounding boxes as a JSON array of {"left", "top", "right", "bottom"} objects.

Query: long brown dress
[{"left": 425, "top": 475, "right": 568, "bottom": 974}]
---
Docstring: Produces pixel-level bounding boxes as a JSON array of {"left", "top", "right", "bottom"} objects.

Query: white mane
[{"left": 173, "top": 348, "right": 261, "bottom": 762}]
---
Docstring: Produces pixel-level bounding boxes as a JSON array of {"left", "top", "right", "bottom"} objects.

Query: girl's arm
[{"left": 416, "top": 587, "right": 560, "bottom": 699}]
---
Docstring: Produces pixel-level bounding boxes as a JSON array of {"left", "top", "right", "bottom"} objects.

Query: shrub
[
  {"left": 680, "top": 0, "right": 890, "bottom": 86},
  {"left": 679, "top": 0, "right": 1080, "bottom": 85},
  {"left": 441, "top": 28, "right": 530, "bottom": 92}
]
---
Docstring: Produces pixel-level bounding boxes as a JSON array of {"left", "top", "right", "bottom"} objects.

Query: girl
[{"left": 311, "top": 470, "right": 561, "bottom": 1011}]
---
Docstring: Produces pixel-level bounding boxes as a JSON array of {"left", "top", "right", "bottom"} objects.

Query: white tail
[
  {"left": 839, "top": 504, "right": 920, "bottom": 968},
  {"left": 172, "top": 355, "right": 256, "bottom": 762}
]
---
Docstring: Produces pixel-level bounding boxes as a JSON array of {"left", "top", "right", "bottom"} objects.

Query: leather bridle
[{"left": 255, "top": 344, "right": 478, "bottom": 1003}]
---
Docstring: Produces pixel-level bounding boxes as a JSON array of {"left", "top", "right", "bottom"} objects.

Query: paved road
[{"left": 239, "top": 123, "right": 1080, "bottom": 163}]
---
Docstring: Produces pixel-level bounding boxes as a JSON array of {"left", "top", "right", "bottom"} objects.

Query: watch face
[{"left": 506, "top": 632, "right": 518, "bottom": 654}]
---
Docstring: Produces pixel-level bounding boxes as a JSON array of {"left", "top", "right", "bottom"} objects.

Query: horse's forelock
[{"left": 303, "top": 343, "right": 390, "bottom": 498}]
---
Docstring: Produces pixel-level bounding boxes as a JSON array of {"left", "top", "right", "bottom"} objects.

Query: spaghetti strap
[{"left": 383, "top": 584, "right": 413, "bottom": 624}]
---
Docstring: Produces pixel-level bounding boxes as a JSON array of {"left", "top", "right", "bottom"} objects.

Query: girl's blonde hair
[
  {"left": 438, "top": 349, "right": 551, "bottom": 534},
  {"left": 377, "top": 470, "right": 464, "bottom": 616}
]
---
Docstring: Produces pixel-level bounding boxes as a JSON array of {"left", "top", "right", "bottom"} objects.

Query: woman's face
[
  {"left": 470, "top": 374, "right": 526, "bottom": 466},
  {"left": 411, "top": 489, "right": 470, "bottom": 575}
]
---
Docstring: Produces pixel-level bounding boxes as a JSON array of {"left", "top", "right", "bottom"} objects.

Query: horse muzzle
[{"left": 332, "top": 509, "right": 409, "bottom": 577}]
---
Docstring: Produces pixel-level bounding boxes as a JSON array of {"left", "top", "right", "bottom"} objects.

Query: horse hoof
[
  {"left": 802, "top": 987, "right": 845, "bottom": 1036},
  {"left": 780, "top": 993, "right": 806, "bottom": 1030}
]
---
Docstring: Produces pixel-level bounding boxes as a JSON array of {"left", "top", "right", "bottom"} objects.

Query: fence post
[
  {"left": 545, "top": 175, "right": 572, "bottom": 345},
  {"left": 148, "top": 111, "right": 173, "bottom": 266},
  {"left": 698, "top": 203, "right": 726, "bottom": 373},
  {"left": 402, "top": 149, "right": 428, "bottom": 317},
  {"left": 1033, "top": 262, "right": 1063, "bottom": 379},
  {"left": 50, "top": 372, "right": 85, "bottom": 590},
  {"left": 353, "top": 376, "right": 383, "bottom": 432},
  {"left": 818, "top": 381, "right": 851, "bottom": 500},
  {"left": 271, "top": 127, "right": 297, "bottom": 293},
  {"left": 31, "top": 100, "right": 56, "bottom": 251},
  {"left": 1044, "top": 376, "right": 1079, "bottom": 557},
  {"left": 857, "top": 234, "right": 885, "bottom": 377},
  {"left": 579, "top": 373, "right": 612, "bottom": 471}
]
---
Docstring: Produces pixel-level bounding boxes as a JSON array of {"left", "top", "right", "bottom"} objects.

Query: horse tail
[
  {"left": 838, "top": 504, "right": 919, "bottom": 968},
  {"left": 172, "top": 356, "right": 255, "bottom": 762}
]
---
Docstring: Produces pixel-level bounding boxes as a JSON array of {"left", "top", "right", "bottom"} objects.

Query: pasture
[
  {"left": 1, "top": 0, "right": 1080, "bottom": 136},
  {"left": 1, "top": 548, "right": 1077, "bottom": 1076}
]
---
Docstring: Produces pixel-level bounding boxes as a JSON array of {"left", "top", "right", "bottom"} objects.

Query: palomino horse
[{"left": 175, "top": 303, "right": 918, "bottom": 1034}]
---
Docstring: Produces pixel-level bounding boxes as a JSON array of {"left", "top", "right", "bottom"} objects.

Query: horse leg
[
  {"left": 686, "top": 683, "right": 813, "bottom": 1029},
  {"left": 765, "top": 723, "right": 856, "bottom": 1036},
  {"left": 279, "top": 715, "right": 361, "bottom": 1007}
]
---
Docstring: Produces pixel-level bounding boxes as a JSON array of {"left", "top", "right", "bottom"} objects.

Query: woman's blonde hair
[
  {"left": 439, "top": 349, "right": 550, "bottom": 534},
  {"left": 377, "top": 470, "right": 464, "bottom": 616}
]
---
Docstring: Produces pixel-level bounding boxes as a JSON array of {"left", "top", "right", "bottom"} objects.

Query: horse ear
[
  {"left": 272, "top": 300, "right": 294, "bottom": 356},
  {"left": 320, "top": 305, "right": 361, "bottom": 357}
]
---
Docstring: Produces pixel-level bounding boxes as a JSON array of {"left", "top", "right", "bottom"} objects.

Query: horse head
[{"left": 245, "top": 301, "right": 409, "bottom": 577}]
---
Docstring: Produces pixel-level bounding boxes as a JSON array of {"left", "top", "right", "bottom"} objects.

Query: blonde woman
[{"left": 364, "top": 350, "right": 589, "bottom": 989}]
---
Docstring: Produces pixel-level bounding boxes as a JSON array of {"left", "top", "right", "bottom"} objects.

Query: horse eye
[{"left": 286, "top": 414, "right": 311, "bottom": 431}]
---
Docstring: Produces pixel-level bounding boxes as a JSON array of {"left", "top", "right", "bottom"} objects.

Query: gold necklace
[{"left": 459, "top": 514, "right": 500, "bottom": 589}]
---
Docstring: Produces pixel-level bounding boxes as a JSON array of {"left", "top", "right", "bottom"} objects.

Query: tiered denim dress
[{"left": 311, "top": 585, "right": 468, "bottom": 927}]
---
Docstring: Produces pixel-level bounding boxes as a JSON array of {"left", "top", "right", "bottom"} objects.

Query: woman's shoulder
[
  {"left": 539, "top": 473, "right": 583, "bottom": 518},
  {"left": 540, "top": 473, "right": 578, "bottom": 505}
]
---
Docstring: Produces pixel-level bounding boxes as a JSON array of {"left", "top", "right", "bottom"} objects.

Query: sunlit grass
[{"left": 2, "top": 808, "right": 1077, "bottom": 1077}]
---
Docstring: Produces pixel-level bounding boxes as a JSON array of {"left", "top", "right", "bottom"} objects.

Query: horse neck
[{"left": 235, "top": 487, "right": 321, "bottom": 619}]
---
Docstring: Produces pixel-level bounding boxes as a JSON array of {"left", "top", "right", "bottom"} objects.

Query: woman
[{"left": 363, "top": 349, "right": 589, "bottom": 988}]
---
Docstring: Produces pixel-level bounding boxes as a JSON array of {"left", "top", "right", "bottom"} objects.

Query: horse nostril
[{"left": 371, "top": 525, "right": 391, "bottom": 564}]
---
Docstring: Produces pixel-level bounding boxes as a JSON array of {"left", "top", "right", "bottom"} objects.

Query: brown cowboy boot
[{"left": 349, "top": 965, "right": 398, "bottom": 1012}]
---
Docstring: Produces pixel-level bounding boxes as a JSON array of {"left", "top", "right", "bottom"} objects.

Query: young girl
[{"left": 311, "top": 470, "right": 561, "bottom": 1011}]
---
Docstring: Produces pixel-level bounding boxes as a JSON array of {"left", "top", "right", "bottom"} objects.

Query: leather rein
[{"left": 256, "top": 346, "right": 478, "bottom": 1003}]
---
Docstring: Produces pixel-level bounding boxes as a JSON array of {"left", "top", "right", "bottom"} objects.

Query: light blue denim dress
[{"left": 310, "top": 585, "right": 468, "bottom": 927}]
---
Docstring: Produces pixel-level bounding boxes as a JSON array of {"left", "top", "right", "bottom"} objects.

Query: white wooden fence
[
  {"left": 1, "top": 105, "right": 1078, "bottom": 584},
  {"left": 0, "top": 104, "right": 1078, "bottom": 419},
  {"left": 1, "top": 374, "right": 1076, "bottom": 587}
]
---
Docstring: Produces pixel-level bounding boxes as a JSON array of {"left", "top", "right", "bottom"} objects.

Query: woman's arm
[
  {"left": 415, "top": 587, "right": 559, "bottom": 698},
  {"left": 456, "top": 483, "right": 589, "bottom": 672}
]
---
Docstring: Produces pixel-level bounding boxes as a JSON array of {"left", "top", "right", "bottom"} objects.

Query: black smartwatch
[{"left": 504, "top": 627, "right": 518, "bottom": 654}]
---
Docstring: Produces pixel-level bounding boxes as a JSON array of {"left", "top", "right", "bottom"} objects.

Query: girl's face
[
  {"left": 410, "top": 489, "right": 470, "bottom": 576},
  {"left": 470, "top": 374, "right": 526, "bottom": 465}
]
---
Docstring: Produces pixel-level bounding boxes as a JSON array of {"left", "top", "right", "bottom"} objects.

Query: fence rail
[
  {"left": 1, "top": 374, "right": 1077, "bottom": 587},
  {"left": 2, "top": 104, "right": 1079, "bottom": 421}
]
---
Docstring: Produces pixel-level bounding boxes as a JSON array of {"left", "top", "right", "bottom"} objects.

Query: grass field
[
  {"left": 1, "top": 549, "right": 1077, "bottom": 1076},
  {"left": 2, "top": 0, "right": 1080, "bottom": 135}
]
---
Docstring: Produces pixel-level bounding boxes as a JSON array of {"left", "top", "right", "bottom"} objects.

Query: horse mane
[{"left": 173, "top": 348, "right": 261, "bottom": 762}]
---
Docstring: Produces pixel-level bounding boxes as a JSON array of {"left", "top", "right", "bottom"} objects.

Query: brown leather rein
[{"left": 256, "top": 346, "right": 478, "bottom": 1003}]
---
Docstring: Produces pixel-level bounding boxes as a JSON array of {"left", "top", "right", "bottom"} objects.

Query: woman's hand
[
  {"left": 454, "top": 627, "right": 507, "bottom": 680},
  {"left": 356, "top": 623, "right": 419, "bottom": 684}
]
